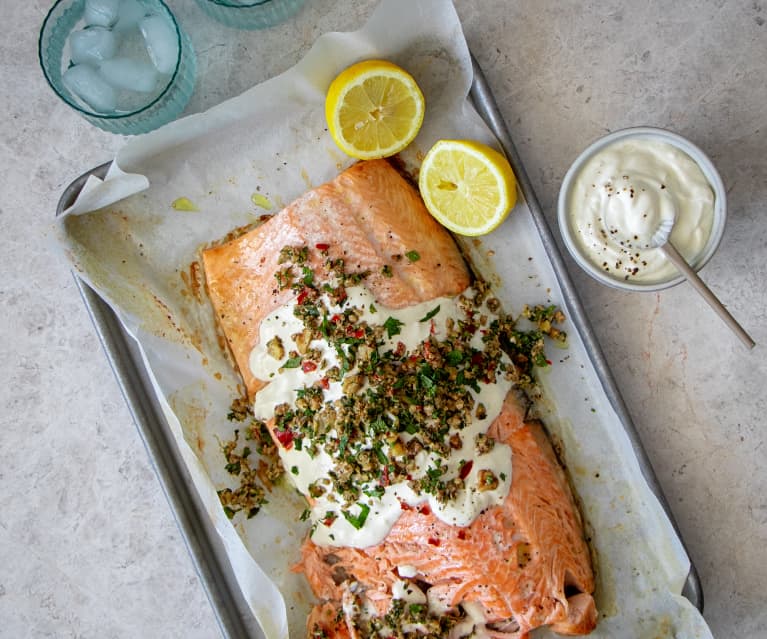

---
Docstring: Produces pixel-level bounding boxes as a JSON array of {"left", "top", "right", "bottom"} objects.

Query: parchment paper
[{"left": 56, "top": 1, "right": 714, "bottom": 637}]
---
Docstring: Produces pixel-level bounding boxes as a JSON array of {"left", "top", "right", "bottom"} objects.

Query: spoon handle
[{"left": 661, "top": 242, "right": 755, "bottom": 349}]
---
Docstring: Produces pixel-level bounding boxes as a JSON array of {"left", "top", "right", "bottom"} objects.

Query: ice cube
[
  {"left": 69, "top": 26, "right": 117, "bottom": 66},
  {"left": 139, "top": 15, "right": 178, "bottom": 75},
  {"left": 113, "top": 0, "right": 147, "bottom": 33},
  {"left": 113, "top": 24, "right": 151, "bottom": 63},
  {"left": 84, "top": 0, "right": 120, "bottom": 27},
  {"left": 99, "top": 57, "right": 158, "bottom": 93},
  {"left": 63, "top": 64, "right": 117, "bottom": 113}
]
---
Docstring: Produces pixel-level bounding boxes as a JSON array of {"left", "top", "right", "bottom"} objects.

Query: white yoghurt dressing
[
  {"left": 567, "top": 138, "right": 715, "bottom": 283},
  {"left": 249, "top": 285, "right": 514, "bottom": 548}
]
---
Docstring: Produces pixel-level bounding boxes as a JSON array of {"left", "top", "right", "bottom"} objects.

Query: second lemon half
[
  {"left": 325, "top": 59, "right": 425, "bottom": 160},
  {"left": 419, "top": 139, "right": 517, "bottom": 236}
]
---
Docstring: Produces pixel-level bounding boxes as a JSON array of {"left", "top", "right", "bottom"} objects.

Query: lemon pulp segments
[
  {"left": 326, "top": 60, "right": 425, "bottom": 160},
  {"left": 419, "top": 140, "right": 517, "bottom": 236}
]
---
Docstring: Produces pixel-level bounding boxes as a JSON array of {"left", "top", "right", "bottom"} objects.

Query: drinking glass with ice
[{"left": 39, "top": 0, "right": 196, "bottom": 134}]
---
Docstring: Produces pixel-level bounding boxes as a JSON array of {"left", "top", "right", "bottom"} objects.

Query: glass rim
[
  {"left": 38, "top": 0, "right": 184, "bottom": 121},
  {"left": 203, "top": 0, "right": 279, "bottom": 7}
]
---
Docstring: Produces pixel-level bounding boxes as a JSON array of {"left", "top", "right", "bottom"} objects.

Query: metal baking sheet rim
[{"left": 55, "top": 57, "right": 703, "bottom": 639}]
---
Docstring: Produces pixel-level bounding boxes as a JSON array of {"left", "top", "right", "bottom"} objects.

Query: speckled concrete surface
[{"left": 1, "top": 0, "right": 765, "bottom": 637}]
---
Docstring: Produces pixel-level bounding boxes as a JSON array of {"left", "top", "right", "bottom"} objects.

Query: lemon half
[
  {"left": 418, "top": 139, "right": 517, "bottom": 236},
  {"left": 325, "top": 60, "right": 425, "bottom": 160}
]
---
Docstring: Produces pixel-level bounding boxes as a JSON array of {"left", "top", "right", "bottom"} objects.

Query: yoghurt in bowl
[{"left": 557, "top": 127, "right": 727, "bottom": 291}]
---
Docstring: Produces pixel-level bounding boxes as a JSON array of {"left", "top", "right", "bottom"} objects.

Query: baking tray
[{"left": 55, "top": 56, "right": 703, "bottom": 639}]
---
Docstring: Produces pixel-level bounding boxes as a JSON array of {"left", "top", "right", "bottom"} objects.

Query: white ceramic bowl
[{"left": 557, "top": 126, "right": 727, "bottom": 292}]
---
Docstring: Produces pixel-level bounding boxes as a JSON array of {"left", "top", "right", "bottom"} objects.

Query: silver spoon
[{"left": 649, "top": 216, "right": 755, "bottom": 349}]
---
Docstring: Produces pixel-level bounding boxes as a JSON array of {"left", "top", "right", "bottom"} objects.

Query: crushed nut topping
[{"left": 219, "top": 244, "right": 567, "bottom": 529}]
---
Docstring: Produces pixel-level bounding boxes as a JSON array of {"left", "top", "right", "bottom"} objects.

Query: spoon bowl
[{"left": 650, "top": 217, "right": 676, "bottom": 250}]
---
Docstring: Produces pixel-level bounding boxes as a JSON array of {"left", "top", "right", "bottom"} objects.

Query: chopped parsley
[
  {"left": 342, "top": 503, "right": 370, "bottom": 530},
  {"left": 282, "top": 356, "right": 301, "bottom": 369},
  {"left": 419, "top": 305, "right": 441, "bottom": 322},
  {"left": 383, "top": 316, "right": 404, "bottom": 338},
  {"left": 446, "top": 349, "right": 464, "bottom": 365}
]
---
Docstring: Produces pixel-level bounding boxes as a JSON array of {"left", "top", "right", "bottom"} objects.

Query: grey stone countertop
[{"left": 2, "top": 0, "right": 765, "bottom": 637}]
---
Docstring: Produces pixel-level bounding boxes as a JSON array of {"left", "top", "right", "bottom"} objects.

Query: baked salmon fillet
[{"left": 201, "top": 159, "right": 596, "bottom": 638}]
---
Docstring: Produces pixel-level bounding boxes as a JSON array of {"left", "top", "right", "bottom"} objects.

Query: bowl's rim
[
  {"left": 38, "top": 0, "right": 184, "bottom": 121},
  {"left": 557, "top": 126, "right": 727, "bottom": 292},
  {"left": 204, "top": 0, "right": 281, "bottom": 7}
]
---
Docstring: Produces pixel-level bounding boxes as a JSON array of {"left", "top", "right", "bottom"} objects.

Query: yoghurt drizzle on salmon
[{"left": 249, "top": 271, "right": 514, "bottom": 548}]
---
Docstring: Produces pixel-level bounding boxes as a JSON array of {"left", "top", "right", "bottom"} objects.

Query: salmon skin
[{"left": 201, "top": 160, "right": 596, "bottom": 638}]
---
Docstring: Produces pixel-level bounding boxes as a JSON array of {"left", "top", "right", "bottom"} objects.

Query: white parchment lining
[{"left": 56, "top": 1, "right": 714, "bottom": 637}]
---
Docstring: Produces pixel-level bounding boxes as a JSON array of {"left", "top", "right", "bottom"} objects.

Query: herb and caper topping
[
  {"left": 369, "top": 597, "right": 458, "bottom": 637},
  {"left": 241, "top": 245, "right": 565, "bottom": 546},
  {"left": 320, "top": 583, "right": 489, "bottom": 638},
  {"left": 217, "top": 399, "right": 285, "bottom": 520}
]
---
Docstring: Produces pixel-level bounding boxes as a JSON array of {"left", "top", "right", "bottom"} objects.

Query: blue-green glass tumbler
[
  {"left": 39, "top": 0, "right": 196, "bottom": 135},
  {"left": 194, "top": 0, "right": 306, "bottom": 30}
]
